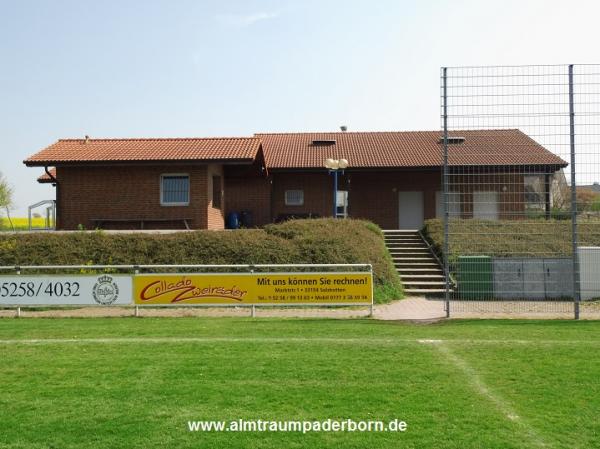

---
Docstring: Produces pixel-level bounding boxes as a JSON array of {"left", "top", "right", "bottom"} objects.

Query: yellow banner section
[{"left": 133, "top": 272, "right": 372, "bottom": 305}]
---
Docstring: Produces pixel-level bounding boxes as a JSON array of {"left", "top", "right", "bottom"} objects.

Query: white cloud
[{"left": 215, "top": 12, "right": 279, "bottom": 27}]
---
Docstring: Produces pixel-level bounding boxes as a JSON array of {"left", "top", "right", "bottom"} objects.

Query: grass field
[{"left": 0, "top": 318, "right": 599, "bottom": 448}]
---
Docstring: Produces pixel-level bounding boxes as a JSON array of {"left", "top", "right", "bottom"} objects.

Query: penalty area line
[
  {"left": 0, "top": 337, "right": 597, "bottom": 345},
  {"left": 420, "top": 339, "right": 553, "bottom": 449}
]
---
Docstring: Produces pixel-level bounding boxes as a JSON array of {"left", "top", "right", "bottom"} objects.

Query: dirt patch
[{"left": 0, "top": 306, "right": 371, "bottom": 319}]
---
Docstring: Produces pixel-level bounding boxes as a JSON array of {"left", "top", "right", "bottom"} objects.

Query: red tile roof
[
  {"left": 255, "top": 129, "right": 567, "bottom": 169},
  {"left": 37, "top": 168, "right": 56, "bottom": 183},
  {"left": 24, "top": 137, "right": 261, "bottom": 166},
  {"left": 25, "top": 130, "right": 567, "bottom": 170}
]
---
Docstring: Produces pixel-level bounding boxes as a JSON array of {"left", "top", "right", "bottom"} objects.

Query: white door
[
  {"left": 336, "top": 190, "right": 349, "bottom": 218},
  {"left": 398, "top": 191, "right": 424, "bottom": 230},
  {"left": 473, "top": 191, "right": 499, "bottom": 220}
]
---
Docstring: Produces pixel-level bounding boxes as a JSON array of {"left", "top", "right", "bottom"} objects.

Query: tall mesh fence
[{"left": 440, "top": 65, "right": 600, "bottom": 318}]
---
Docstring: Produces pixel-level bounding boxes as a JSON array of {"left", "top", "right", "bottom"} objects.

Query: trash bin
[
  {"left": 226, "top": 212, "right": 240, "bottom": 229},
  {"left": 458, "top": 255, "right": 493, "bottom": 300},
  {"left": 240, "top": 211, "right": 253, "bottom": 228}
]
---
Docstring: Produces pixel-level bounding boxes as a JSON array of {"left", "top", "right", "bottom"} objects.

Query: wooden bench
[{"left": 91, "top": 218, "right": 191, "bottom": 230}]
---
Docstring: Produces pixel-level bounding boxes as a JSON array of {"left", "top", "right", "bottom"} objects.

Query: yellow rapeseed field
[{"left": 0, "top": 217, "right": 54, "bottom": 230}]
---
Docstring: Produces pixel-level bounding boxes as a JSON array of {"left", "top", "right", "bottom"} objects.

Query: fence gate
[{"left": 441, "top": 64, "right": 600, "bottom": 318}]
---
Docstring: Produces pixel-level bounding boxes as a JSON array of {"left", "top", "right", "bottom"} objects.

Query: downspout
[{"left": 44, "top": 166, "right": 57, "bottom": 183}]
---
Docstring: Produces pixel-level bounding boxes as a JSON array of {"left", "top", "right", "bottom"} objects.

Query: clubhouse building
[{"left": 26, "top": 129, "right": 567, "bottom": 230}]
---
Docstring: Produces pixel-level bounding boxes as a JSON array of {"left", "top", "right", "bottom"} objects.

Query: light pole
[{"left": 324, "top": 158, "right": 349, "bottom": 218}]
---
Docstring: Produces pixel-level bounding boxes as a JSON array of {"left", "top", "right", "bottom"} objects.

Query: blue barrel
[{"left": 226, "top": 212, "right": 240, "bottom": 229}]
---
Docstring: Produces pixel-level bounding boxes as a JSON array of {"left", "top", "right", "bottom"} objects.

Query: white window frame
[
  {"left": 473, "top": 190, "right": 499, "bottom": 220},
  {"left": 284, "top": 190, "right": 304, "bottom": 206},
  {"left": 160, "top": 173, "right": 190, "bottom": 206}
]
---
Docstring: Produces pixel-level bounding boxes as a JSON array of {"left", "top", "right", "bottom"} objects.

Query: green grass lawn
[{"left": 0, "top": 318, "right": 599, "bottom": 449}]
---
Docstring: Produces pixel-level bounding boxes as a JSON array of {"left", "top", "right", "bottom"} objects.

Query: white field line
[
  {"left": 422, "top": 340, "right": 552, "bottom": 449},
  {"left": 0, "top": 337, "right": 598, "bottom": 345}
]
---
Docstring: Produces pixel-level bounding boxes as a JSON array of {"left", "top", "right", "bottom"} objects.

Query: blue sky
[{"left": 1, "top": 0, "right": 599, "bottom": 214}]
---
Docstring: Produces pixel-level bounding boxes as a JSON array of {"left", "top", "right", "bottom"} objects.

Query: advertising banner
[
  {"left": 133, "top": 272, "right": 373, "bottom": 306},
  {"left": 0, "top": 275, "right": 132, "bottom": 306}
]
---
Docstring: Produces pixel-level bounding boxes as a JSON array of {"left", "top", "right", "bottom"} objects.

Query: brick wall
[
  {"left": 56, "top": 165, "right": 211, "bottom": 230},
  {"left": 54, "top": 165, "right": 529, "bottom": 230},
  {"left": 269, "top": 169, "right": 526, "bottom": 229},
  {"left": 347, "top": 170, "right": 441, "bottom": 229},
  {"left": 451, "top": 171, "right": 526, "bottom": 220},
  {"left": 225, "top": 176, "right": 272, "bottom": 226},
  {"left": 271, "top": 172, "right": 342, "bottom": 220}
]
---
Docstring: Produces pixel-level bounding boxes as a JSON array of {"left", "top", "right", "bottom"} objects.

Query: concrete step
[
  {"left": 404, "top": 288, "right": 449, "bottom": 294},
  {"left": 386, "top": 243, "right": 429, "bottom": 247},
  {"left": 392, "top": 257, "right": 433, "bottom": 261},
  {"left": 389, "top": 250, "right": 431, "bottom": 255},
  {"left": 382, "top": 229, "right": 419, "bottom": 233},
  {"left": 384, "top": 237, "right": 422, "bottom": 242},
  {"left": 400, "top": 274, "right": 445, "bottom": 280},
  {"left": 394, "top": 262, "right": 440, "bottom": 273},
  {"left": 403, "top": 281, "right": 447, "bottom": 287},
  {"left": 396, "top": 267, "right": 444, "bottom": 280},
  {"left": 398, "top": 267, "right": 443, "bottom": 272}
]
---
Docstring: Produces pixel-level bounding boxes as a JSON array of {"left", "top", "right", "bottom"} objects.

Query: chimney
[
  {"left": 340, "top": 125, "right": 347, "bottom": 132},
  {"left": 84, "top": 135, "right": 90, "bottom": 144}
]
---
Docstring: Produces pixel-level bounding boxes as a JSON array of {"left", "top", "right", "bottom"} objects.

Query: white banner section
[{"left": 0, "top": 275, "right": 132, "bottom": 306}]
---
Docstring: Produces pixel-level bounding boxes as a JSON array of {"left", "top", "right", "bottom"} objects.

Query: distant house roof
[
  {"left": 24, "top": 137, "right": 261, "bottom": 166},
  {"left": 255, "top": 129, "right": 567, "bottom": 169},
  {"left": 37, "top": 168, "right": 56, "bottom": 183},
  {"left": 580, "top": 183, "right": 600, "bottom": 193}
]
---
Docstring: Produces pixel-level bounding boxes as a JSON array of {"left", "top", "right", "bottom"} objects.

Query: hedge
[
  {"left": 0, "top": 219, "right": 403, "bottom": 303},
  {"left": 423, "top": 218, "right": 600, "bottom": 261}
]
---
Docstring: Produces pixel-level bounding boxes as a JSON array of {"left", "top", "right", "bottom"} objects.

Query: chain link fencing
[{"left": 440, "top": 64, "right": 600, "bottom": 318}]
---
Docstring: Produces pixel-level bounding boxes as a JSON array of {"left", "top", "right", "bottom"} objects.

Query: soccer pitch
[{"left": 0, "top": 318, "right": 599, "bottom": 449}]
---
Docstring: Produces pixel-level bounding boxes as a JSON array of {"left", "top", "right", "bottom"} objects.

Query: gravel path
[{"left": 1, "top": 298, "right": 598, "bottom": 320}]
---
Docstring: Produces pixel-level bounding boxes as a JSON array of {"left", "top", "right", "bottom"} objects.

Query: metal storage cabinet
[
  {"left": 493, "top": 258, "right": 524, "bottom": 299},
  {"left": 578, "top": 247, "right": 600, "bottom": 300},
  {"left": 493, "top": 257, "right": 574, "bottom": 300},
  {"left": 544, "top": 258, "right": 574, "bottom": 299},
  {"left": 523, "top": 259, "right": 546, "bottom": 300},
  {"left": 458, "top": 256, "right": 493, "bottom": 300}
]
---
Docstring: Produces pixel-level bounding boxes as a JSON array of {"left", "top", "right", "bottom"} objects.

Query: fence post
[
  {"left": 15, "top": 266, "right": 21, "bottom": 317},
  {"left": 134, "top": 265, "right": 140, "bottom": 317},
  {"left": 442, "top": 67, "right": 451, "bottom": 318},
  {"left": 569, "top": 64, "right": 581, "bottom": 320}
]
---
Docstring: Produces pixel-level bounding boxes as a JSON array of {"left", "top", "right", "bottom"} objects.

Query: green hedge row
[
  {"left": 0, "top": 219, "right": 403, "bottom": 303},
  {"left": 423, "top": 218, "right": 600, "bottom": 261}
]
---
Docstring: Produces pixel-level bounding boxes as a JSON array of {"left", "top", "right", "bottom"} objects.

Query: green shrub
[
  {"left": 423, "top": 218, "right": 600, "bottom": 261},
  {"left": 0, "top": 219, "right": 403, "bottom": 303}
]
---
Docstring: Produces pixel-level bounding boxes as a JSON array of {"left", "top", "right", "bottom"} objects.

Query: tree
[{"left": 0, "top": 172, "right": 14, "bottom": 230}]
